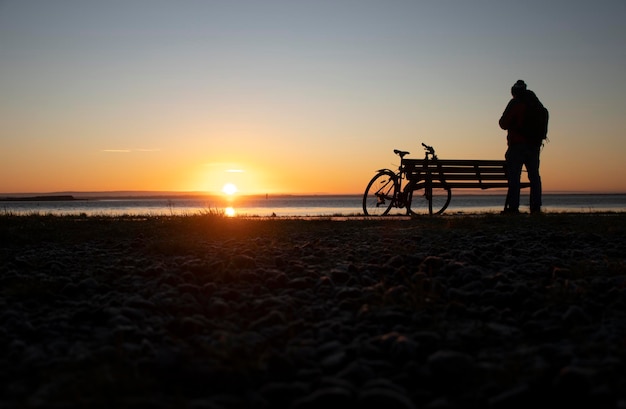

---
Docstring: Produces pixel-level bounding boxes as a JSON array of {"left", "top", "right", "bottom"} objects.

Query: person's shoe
[
  {"left": 530, "top": 206, "right": 542, "bottom": 214},
  {"left": 501, "top": 208, "right": 520, "bottom": 215}
]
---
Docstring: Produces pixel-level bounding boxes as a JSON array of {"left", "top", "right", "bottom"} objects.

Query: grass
[{"left": 1, "top": 211, "right": 624, "bottom": 250}]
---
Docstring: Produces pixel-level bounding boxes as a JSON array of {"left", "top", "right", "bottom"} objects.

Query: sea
[{"left": 1, "top": 193, "right": 625, "bottom": 217}]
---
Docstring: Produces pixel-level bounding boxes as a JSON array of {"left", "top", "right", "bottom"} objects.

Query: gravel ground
[{"left": 1, "top": 213, "right": 625, "bottom": 408}]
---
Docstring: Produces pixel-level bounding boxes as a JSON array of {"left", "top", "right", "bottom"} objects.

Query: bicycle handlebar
[{"left": 421, "top": 143, "right": 435, "bottom": 156}]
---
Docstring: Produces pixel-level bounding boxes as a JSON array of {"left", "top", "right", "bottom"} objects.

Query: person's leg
[
  {"left": 505, "top": 146, "right": 524, "bottom": 211},
  {"left": 524, "top": 146, "right": 542, "bottom": 212}
]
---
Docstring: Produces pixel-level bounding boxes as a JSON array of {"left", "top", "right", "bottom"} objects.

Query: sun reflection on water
[{"left": 224, "top": 207, "right": 236, "bottom": 217}]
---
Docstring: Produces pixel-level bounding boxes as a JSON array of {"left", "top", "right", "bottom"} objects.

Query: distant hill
[{"left": 0, "top": 195, "right": 78, "bottom": 202}]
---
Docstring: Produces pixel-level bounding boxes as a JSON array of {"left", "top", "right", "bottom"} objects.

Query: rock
[
  {"left": 357, "top": 387, "right": 416, "bottom": 409},
  {"left": 291, "top": 386, "right": 353, "bottom": 409},
  {"left": 427, "top": 349, "right": 476, "bottom": 382}
]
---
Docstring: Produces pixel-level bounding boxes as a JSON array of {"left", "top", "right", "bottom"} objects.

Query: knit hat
[
  {"left": 511, "top": 79, "right": 527, "bottom": 97},
  {"left": 512, "top": 80, "right": 527, "bottom": 90}
]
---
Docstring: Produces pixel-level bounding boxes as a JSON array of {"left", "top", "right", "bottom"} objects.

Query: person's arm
[{"left": 499, "top": 100, "right": 524, "bottom": 130}]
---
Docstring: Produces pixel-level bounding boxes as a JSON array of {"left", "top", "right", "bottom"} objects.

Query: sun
[{"left": 222, "top": 183, "right": 238, "bottom": 195}]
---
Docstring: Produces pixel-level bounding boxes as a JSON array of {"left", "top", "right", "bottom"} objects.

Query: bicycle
[{"left": 362, "top": 143, "right": 452, "bottom": 216}]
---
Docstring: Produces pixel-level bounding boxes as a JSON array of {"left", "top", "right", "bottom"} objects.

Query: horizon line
[{"left": 2, "top": 189, "right": 626, "bottom": 198}]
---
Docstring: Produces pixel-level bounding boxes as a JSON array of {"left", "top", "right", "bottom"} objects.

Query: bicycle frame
[
  {"left": 363, "top": 143, "right": 451, "bottom": 216},
  {"left": 402, "top": 143, "right": 439, "bottom": 212}
]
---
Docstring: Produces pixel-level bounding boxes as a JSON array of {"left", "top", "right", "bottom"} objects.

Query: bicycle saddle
[{"left": 393, "top": 149, "right": 410, "bottom": 158}]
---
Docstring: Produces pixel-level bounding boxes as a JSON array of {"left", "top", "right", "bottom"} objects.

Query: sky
[{"left": 1, "top": 0, "right": 625, "bottom": 195}]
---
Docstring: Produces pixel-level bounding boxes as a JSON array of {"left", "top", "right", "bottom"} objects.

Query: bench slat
[
  {"left": 403, "top": 159, "right": 507, "bottom": 167},
  {"left": 412, "top": 181, "right": 530, "bottom": 189},
  {"left": 419, "top": 174, "right": 509, "bottom": 181},
  {"left": 407, "top": 174, "right": 509, "bottom": 181},
  {"left": 405, "top": 167, "right": 507, "bottom": 174}
]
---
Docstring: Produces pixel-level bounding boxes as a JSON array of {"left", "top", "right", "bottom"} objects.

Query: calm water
[{"left": 1, "top": 193, "right": 625, "bottom": 217}]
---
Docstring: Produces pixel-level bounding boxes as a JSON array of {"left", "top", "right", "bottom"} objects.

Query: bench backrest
[{"left": 403, "top": 158, "right": 530, "bottom": 189}]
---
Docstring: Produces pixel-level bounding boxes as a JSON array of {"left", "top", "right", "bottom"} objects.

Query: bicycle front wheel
[
  {"left": 407, "top": 186, "right": 451, "bottom": 215},
  {"left": 363, "top": 171, "right": 398, "bottom": 216}
]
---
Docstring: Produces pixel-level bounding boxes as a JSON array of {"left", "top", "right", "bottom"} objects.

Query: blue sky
[{"left": 1, "top": 1, "right": 625, "bottom": 194}]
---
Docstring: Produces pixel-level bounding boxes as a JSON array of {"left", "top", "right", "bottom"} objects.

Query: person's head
[{"left": 511, "top": 79, "right": 527, "bottom": 98}]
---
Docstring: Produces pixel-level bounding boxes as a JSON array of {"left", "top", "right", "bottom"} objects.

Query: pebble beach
[{"left": 1, "top": 213, "right": 625, "bottom": 408}]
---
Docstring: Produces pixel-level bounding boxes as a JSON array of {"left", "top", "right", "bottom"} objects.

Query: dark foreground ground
[{"left": 1, "top": 213, "right": 625, "bottom": 408}]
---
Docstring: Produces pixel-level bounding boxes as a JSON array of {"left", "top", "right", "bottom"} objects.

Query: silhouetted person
[{"left": 499, "top": 79, "right": 544, "bottom": 214}]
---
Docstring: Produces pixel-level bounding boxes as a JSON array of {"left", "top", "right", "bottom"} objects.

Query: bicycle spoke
[
  {"left": 363, "top": 171, "right": 397, "bottom": 216},
  {"left": 407, "top": 186, "right": 451, "bottom": 215}
]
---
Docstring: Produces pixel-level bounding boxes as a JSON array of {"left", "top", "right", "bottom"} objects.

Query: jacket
[{"left": 499, "top": 97, "right": 529, "bottom": 145}]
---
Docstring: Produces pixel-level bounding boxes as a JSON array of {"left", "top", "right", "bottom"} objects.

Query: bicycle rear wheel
[
  {"left": 407, "top": 186, "right": 451, "bottom": 215},
  {"left": 363, "top": 171, "right": 398, "bottom": 216}
]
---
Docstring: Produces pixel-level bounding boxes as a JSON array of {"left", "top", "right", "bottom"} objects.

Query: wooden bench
[
  {"left": 398, "top": 158, "right": 530, "bottom": 214},
  {"left": 403, "top": 159, "right": 530, "bottom": 190}
]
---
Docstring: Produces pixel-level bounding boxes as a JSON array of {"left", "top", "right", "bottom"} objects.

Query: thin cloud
[{"left": 102, "top": 149, "right": 161, "bottom": 153}]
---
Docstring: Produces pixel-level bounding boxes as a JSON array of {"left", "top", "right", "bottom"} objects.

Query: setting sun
[{"left": 222, "top": 183, "right": 238, "bottom": 195}]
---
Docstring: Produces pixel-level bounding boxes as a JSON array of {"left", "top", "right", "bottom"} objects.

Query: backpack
[{"left": 523, "top": 93, "right": 549, "bottom": 146}]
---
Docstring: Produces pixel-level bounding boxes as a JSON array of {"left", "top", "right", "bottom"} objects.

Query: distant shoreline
[
  {"left": 0, "top": 195, "right": 80, "bottom": 202},
  {"left": 1, "top": 191, "right": 625, "bottom": 201}
]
